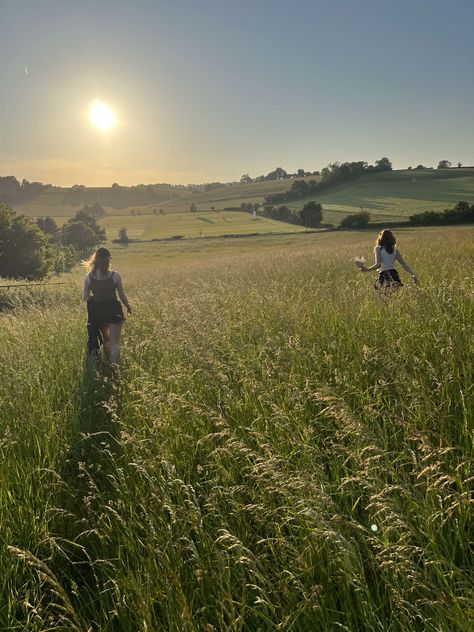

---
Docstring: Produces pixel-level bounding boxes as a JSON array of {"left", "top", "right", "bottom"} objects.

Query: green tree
[
  {"left": 437, "top": 160, "right": 451, "bottom": 169},
  {"left": 340, "top": 211, "right": 371, "bottom": 228},
  {"left": 80, "top": 202, "right": 106, "bottom": 218},
  {"left": 266, "top": 167, "right": 288, "bottom": 181},
  {"left": 62, "top": 211, "right": 105, "bottom": 253},
  {"left": 298, "top": 201, "right": 323, "bottom": 228},
  {"left": 36, "top": 216, "right": 58, "bottom": 235},
  {"left": 375, "top": 157, "right": 392, "bottom": 171},
  {"left": 118, "top": 227, "right": 129, "bottom": 244},
  {"left": 0, "top": 204, "right": 63, "bottom": 278}
]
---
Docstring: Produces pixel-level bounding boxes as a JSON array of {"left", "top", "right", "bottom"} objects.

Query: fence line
[{"left": 0, "top": 282, "right": 77, "bottom": 290}]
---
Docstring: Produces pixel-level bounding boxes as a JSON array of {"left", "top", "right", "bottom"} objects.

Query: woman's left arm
[
  {"left": 114, "top": 272, "right": 132, "bottom": 313},
  {"left": 396, "top": 250, "right": 417, "bottom": 282}
]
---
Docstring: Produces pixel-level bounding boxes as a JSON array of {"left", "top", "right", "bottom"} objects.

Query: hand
[
  {"left": 412, "top": 275, "right": 418, "bottom": 284},
  {"left": 126, "top": 305, "right": 132, "bottom": 315}
]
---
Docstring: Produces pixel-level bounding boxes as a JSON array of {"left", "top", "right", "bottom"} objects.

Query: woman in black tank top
[{"left": 83, "top": 247, "right": 132, "bottom": 364}]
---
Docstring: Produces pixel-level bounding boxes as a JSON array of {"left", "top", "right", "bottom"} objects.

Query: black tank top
[{"left": 89, "top": 272, "right": 117, "bottom": 302}]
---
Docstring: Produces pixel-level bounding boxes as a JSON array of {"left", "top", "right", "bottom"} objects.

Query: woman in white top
[{"left": 360, "top": 229, "right": 418, "bottom": 289}]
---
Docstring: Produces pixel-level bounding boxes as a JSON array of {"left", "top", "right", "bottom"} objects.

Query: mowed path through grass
[{"left": 0, "top": 227, "right": 473, "bottom": 631}]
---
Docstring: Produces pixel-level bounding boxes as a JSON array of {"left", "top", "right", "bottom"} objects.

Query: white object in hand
[{"left": 353, "top": 256, "right": 366, "bottom": 269}]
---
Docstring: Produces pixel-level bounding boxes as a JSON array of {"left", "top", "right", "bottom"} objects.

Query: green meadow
[
  {"left": 104, "top": 211, "right": 304, "bottom": 240},
  {"left": 1, "top": 226, "right": 473, "bottom": 631},
  {"left": 32, "top": 210, "right": 306, "bottom": 240}
]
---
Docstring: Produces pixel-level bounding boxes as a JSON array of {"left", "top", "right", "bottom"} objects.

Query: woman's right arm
[{"left": 361, "top": 247, "right": 381, "bottom": 272}]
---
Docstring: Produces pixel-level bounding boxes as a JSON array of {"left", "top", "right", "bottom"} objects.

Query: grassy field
[
  {"left": 50, "top": 210, "right": 306, "bottom": 240},
  {"left": 102, "top": 211, "right": 306, "bottom": 240},
  {"left": 0, "top": 225, "right": 472, "bottom": 631},
  {"left": 11, "top": 169, "right": 474, "bottom": 231}
]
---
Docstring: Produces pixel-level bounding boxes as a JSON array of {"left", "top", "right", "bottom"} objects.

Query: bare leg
[
  {"left": 109, "top": 323, "right": 122, "bottom": 365},
  {"left": 101, "top": 325, "right": 111, "bottom": 361}
]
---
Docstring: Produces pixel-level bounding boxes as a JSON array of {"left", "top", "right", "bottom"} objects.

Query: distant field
[
  {"left": 10, "top": 168, "right": 474, "bottom": 231},
  {"left": 50, "top": 210, "right": 306, "bottom": 239},
  {"left": 102, "top": 210, "right": 306, "bottom": 240}
]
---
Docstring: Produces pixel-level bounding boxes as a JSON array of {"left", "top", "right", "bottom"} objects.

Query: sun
[{"left": 89, "top": 99, "right": 117, "bottom": 131}]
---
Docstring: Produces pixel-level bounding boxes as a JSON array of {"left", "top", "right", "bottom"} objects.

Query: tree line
[
  {"left": 258, "top": 201, "right": 324, "bottom": 228},
  {"left": 263, "top": 158, "right": 393, "bottom": 205},
  {"left": 0, "top": 176, "right": 212, "bottom": 210},
  {"left": 409, "top": 201, "right": 474, "bottom": 225},
  {"left": 0, "top": 204, "right": 105, "bottom": 279}
]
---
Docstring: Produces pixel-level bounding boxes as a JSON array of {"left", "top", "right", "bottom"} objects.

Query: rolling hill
[{"left": 6, "top": 168, "right": 474, "bottom": 236}]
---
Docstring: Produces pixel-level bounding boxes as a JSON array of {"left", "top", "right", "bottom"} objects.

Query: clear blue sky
[{"left": 1, "top": 0, "right": 473, "bottom": 185}]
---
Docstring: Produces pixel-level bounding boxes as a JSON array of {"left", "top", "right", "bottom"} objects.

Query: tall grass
[{"left": 1, "top": 227, "right": 472, "bottom": 631}]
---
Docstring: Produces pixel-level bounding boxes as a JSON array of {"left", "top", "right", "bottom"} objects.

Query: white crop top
[{"left": 375, "top": 245, "right": 397, "bottom": 271}]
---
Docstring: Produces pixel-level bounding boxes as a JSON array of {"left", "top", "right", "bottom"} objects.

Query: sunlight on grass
[{"left": 0, "top": 226, "right": 472, "bottom": 631}]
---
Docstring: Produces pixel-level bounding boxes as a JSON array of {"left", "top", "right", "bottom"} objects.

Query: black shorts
[
  {"left": 375, "top": 269, "right": 403, "bottom": 290},
  {"left": 88, "top": 300, "right": 125, "bottom": 325}
]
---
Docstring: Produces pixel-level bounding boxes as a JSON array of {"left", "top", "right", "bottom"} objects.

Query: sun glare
[{"left": 89, "top": 100, "right": 117, "bottom": 131}]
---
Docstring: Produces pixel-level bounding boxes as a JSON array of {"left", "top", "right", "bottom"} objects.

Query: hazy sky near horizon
[{"left": 1, "top": 0, "right": 474, "bottom": 186}]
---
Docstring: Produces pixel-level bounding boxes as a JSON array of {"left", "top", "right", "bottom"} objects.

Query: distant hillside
[
  {"left": 291, "top": 168, "right": 474, "bottom": 225},
  {"left": 5, "top": 168, "right": 474, "bottom": 227},
  {"left": 7, "top": 177, "right": 315, "bottom": 218}
]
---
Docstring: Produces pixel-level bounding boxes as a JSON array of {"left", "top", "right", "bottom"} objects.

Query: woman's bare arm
[
  {"left": 361, "top": 247, "right": 381, "bottom": 272},
  {"left": 113, "top": 272, "right": 132, "bottom": 313},
  {"left": 396, "top": 250, "right": 417, "bottom": 282}
]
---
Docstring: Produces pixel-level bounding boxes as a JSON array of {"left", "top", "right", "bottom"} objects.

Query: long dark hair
[{"left": 376, "top": 229, "right": 396, "bottom": 254}]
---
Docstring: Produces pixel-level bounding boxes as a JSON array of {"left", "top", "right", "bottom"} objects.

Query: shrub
[{"left": 340, "top": 211, "right": 371, "bottom": 229}]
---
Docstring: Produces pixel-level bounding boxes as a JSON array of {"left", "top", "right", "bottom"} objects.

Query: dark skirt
[
  {"left": 88, "top": 299, "right": 125, "bottom": 325},
  {"left": 375, "top": 269, "right": 403, "bottom": 290}
]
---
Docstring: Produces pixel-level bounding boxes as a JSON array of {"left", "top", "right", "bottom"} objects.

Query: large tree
[
  {"left": 298, "top": 201, "right": 323, "bottom": 227},
  {"left": 0, "top": 205, "right": 63, "bottom": 279},
  {"left": 375, "top": 157, "right": 393, "bottom": 171},
  {"left": 240, "top": 174, "right": 252, "bottom": 184},
  {"left": 61, "top": 210, "right": 106, "bottom": 253},
  {"left": 37, "top": 216, "right": 58, "bottom": 235}
]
